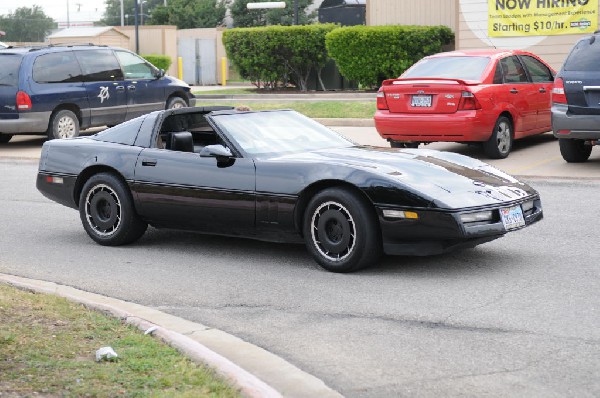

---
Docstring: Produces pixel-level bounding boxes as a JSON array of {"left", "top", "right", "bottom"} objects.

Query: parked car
[
  {"left": 552, "top": 32, "right": 600, "bottom": 162},
  {"left": 374, "top": 49, "right": 555, "bottom": 158},
  {"left": 37, "top": 107, "right": 543, "bottom": 273},
  {"left": 0, "top": 44, "right": 196, "bottom": 143}
]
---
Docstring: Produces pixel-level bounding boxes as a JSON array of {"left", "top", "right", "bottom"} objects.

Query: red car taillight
[
  {"left": 552, "top": 77, "right": 567, "bottom": 104},
  {"left": 376, "top": 88, "right": 389, "bottom": 110},
  {"left": 458, "top": 91, "right": 481, "bottom": 110},
  {"left": 16, "top": 91, "right": 32, "bottom": 111}
]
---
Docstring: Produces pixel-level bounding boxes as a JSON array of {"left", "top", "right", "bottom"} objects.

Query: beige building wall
[
  {"left": 117, "top": 25, "right": 178, "bottom": 77},
  {"left": 48, "top": 29, "right": 130, "bottom": 48},
  {"left": 177, "top": 28, "right": 227, "bottom": 84},
  {"left": 458, "top": 0, "right": 598, "bottom": 70},
  {"left": 367, "top": 0, "right": 457, "bottom": 30}
]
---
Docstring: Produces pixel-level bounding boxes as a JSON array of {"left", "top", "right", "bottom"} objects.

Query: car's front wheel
[
  {"left": 483, "top": 116, "right": 513, "bottom": 159},
  {"left": 303, "top": 187, "right": 382, "bottom": 273},
  {"left": 48, "top": 109, "right": 80, "bottom": 140},
  {"left": 0, "top": 134, "right": 13, "bottom": 144},
  {"left": 166, "top": 96, "right": 187, "bottom": 110},
  {"left": 79, "top": 173, "right": 147, "bottom": 246},
  {"left": 559, "top": 138, "right": 592, "bottom": 163}
]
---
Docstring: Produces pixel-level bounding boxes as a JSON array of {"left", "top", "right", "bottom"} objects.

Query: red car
[{"left": 374, "top": 49, "right": 555, "bottom": 158}]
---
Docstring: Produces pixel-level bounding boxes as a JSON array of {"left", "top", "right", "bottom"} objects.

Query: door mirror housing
[
  {"left": 199, "top": 144, "right": 232, "bottom": 158},
  {"left": 154, "top": 68, "right": 165, "bottom": 79}
]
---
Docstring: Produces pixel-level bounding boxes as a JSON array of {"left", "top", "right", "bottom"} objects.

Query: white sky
[{"left": 0, "top": 0, "right": 106, "bottom": 24}]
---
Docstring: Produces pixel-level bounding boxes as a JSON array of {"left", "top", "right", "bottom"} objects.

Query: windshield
[
  {"left": 212, "top": 110, "right": 354, "bottom": 157},
  {"left": 0, "top": 55, "right": 22, "bottom": 86},
  {"left": 402, "top": 56, "right": 490, "bottom": 81}
]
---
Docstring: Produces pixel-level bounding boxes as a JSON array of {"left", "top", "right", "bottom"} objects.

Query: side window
[
  {"left": 115, "top": 50, "right": 155, "bottom": 79},
  {"left": 519, "top": 55, "right": 553, "bottom": 83},
  {"left": 492, "top": 62, "right": 503, "bottom": 84},
  {"left": 32, "top": 52, "right": 83, "bottom": 83},
  {"left": 74, "top": 50, "right": 124, "bottom": 82},
  {"left": 499, "top": 56, "right": 528, "bottom": 84}
]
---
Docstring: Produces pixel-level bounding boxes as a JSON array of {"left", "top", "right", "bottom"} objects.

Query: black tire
[
  {"left": 0, "top": 134, "right": 13, "bottom": 144},
  {"left": 79, "top": 173, "right": 147, "bottom": 246},
  {"left": 390, "top": 140, "right": 419, "bottom": 149},
  {"left": 303, "top": 187, "right": 382, "bottom": 273},
  {"left": 483, "top": 116, "right": 513, "bottom": 159},
  {"left": 166, "top": 96, "right": 188, "bottom": 110},
  {"left": 48, "top": 109, "right": 80, "bottom": 140},
  {"left": 559, "top": 138, "right": 592, "bottom": 163}
]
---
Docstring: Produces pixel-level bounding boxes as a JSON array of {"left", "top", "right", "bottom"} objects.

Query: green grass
[
  {"left": 0, "top": 284, "right": 240, "bottom": 397},
  {"left": 193, "top": 88, "right": 257, "bottom": 95},
  {"left": 199, "top": 100, "right": 376, "bottom": 119}
]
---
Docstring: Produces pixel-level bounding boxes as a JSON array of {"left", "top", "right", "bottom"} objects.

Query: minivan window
[
  {"left": 0, "top": 55, "right": 22, "bottom": 87},
  {"left": 33, "top": 51, "right": 83, "bottom": 83},
  {"left": 563, "top": 38, "right": 600, "bottom": 71},
  {"left": 74, "top": 49, "right": 124, "bottom": 82},
  {"left": 115, "top": 50, "right": 155, "bottom": 79}
]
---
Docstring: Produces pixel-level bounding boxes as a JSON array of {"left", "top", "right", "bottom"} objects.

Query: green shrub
[
  {"left": 325, "top": 25, "right": 454, "bottom": 88},
  {"left": 142, "top": 54, "right": 172, "bottom": 71},
  {"left": 222, "top": 24, "right": 337, "bottom": 91}
]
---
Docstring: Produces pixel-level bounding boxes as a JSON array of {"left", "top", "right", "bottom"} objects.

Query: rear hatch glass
[
  {"left": 382, "top": 56, "right": 489, "bottom": 115},
  {"left": 0, "top": 54, "right": 22, "bottom": 119},
  {"left": 562, "top": 38, "right": 600, "bottom": 114}
]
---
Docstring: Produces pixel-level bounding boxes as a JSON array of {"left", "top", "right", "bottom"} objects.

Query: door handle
[
  {"left": 539, "top": 87, "right": 546, "bottom": 93},
  {"left": 510, "top": 89, "right": 518, "bottom": 94},
  {"left": 127, "top": 85, "right": 136, "bottom": 91},
  {"left": 141, "top": 158, "right": 157, "bottom": 166},
  {"left": 115, "top": 85, "right": 125, "bottom": 91}
]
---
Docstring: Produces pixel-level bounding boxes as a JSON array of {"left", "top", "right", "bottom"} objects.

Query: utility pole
[
  {"left": 120, "top": 0, "right": 124, "bottom": 26},
  {"left": 294, "top": 0, "right": 298, "bottom": 25},
  {"left": 134, "top": 0, "right": 139, "bottom": 53}
]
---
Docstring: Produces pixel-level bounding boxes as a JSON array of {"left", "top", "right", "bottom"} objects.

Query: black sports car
[{"left": 37, "top": 107, "right": 543, "bottom": 272}]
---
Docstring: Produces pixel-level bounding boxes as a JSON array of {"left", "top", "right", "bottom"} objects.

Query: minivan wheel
[
  {"left": 483, "top": 116, "right": 513, "bottom": 159},
  {"left": 48, "top": 110, "right": 80, "bottom": 139},
  {"left": 166, "top": 96, "right": 187, "bottom": 110},
  {"left": 559, "top": 138, "right": 592, "bottom": 163},
  {"left": 0, "top": 134, "right": 13, "bottom": 144}
]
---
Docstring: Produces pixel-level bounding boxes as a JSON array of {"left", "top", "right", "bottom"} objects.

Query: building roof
[{"left": 48, "top": 27, "right": 129, "bottom": 39}]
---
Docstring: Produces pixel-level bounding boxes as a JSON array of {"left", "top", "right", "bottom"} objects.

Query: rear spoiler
[{"left": 381, "top": 77, "right": 480, "bottom": 86}]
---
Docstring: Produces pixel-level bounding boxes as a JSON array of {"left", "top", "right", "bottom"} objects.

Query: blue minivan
[{"left": 0, "top": 44, "right": 196, "bottom": 143}]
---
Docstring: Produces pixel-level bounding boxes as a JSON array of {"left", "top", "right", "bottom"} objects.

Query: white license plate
[
  {"left": 500, "top": 205, "right": 525, "bottom": 230},
  {"left": 411, "top": 95, "right": 432, "bottom": 107}
]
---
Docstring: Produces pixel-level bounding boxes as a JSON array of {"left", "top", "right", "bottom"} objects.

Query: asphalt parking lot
[{"left": 3, "top": 127, "right": 600, "bottom": 179}]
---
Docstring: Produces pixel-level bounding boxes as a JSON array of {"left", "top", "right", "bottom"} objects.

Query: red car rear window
[{"left": 402, "top": 56, "right": 490, "bottom": 81}]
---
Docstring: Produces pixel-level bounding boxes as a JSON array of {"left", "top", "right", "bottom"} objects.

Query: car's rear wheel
[
  {"left": 79, "top": 173, "right": 147, "bottom": 246},
  {"left": 558, "top": 138, "right": 592, "bottom": 163},
  {"left": 0, "top": 134, "right": 13, "bottom": 144},
  {"left": 303, "top": 187, "right": 382, "bottom": 273},
  {"left": 483, "top": 116, "right": 513, "bottom": 159},
  {"left": 166, "top": 96, "right": 187, "bottom": 110},
  {"left": 48, "top": 109, "right": 80, "bottom": 140}
]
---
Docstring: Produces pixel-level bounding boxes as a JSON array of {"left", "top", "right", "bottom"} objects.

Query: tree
[
  {"left": 0, "top": 6, "right": 55, "bottom": 42},
  {"left": 100, "top": 0, "right": 164, "bottom": 26},
  {"left": 149, "top": 0, "right": 226, "bottom": 29},
  {"left": 230, "top": 0, "right": 315, "bottom": 28}
]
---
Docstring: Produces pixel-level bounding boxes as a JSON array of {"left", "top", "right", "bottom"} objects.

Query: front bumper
[{"left": 378, "top": 197, "right": 543, "bottom": 256}]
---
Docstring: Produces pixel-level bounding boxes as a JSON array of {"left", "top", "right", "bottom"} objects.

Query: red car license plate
[{"left": 411, "top": 95, "right": 432, "bottom": 107}]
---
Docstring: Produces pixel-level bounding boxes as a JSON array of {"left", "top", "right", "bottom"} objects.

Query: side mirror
[
  {"left": 199, "top": 144, "right": 232, "bottom": 158},
  {"left": 155, "top": 68, "right": 165, "bottom": 79}
]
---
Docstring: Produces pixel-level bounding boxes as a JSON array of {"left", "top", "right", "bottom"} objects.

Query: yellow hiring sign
[{"left": 488, "top": 0, "right": 598, "bottom": 37}]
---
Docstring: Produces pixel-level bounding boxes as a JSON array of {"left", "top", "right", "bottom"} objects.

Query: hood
[{"left": 277, "top": 146, "right": 536, "bottom": 209}]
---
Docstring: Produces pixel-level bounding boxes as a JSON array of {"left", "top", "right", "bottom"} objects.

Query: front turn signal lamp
[{"left": 382, "top": 209, "right": 419, "bottom": 219}]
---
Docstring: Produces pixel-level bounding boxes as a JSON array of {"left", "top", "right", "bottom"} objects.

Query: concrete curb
[
  {"left": 0, "top": 273, "right": 342, "bottom": 398},
  {"left": 316, "top": 118, "right": 375, "bottom": 127}
]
